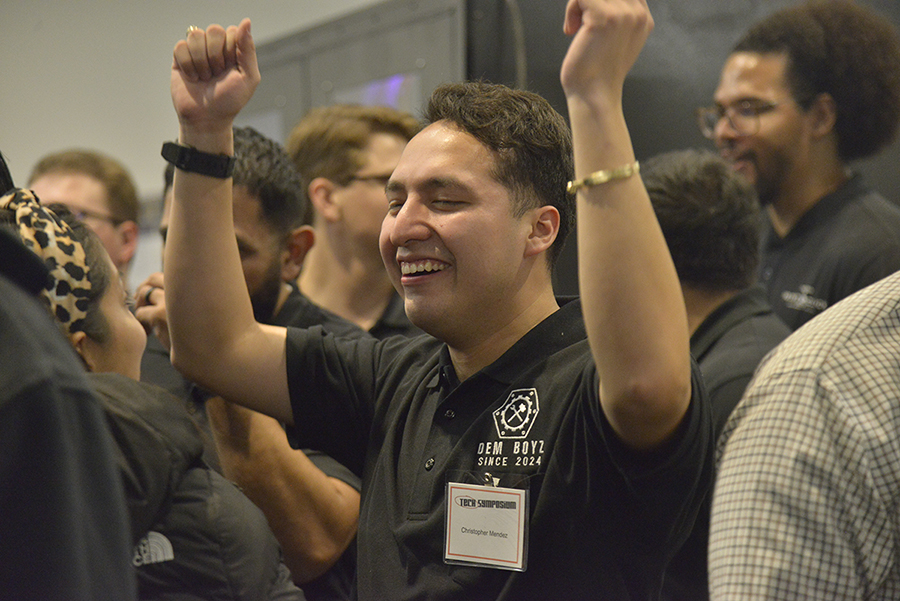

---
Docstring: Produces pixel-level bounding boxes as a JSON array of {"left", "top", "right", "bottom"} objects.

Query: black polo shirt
[
  {"left": 664, "top": 285, "right": 791, "bottom": 601},
  {"left": 690, "top": 285, "right": 791, "bottom": 436},
  {"left": 760, "top": 174, "right": 900, "bottom": 331},
  {"left": 368, "top": 292, "right": 423, "bottom": 339},
  {"left": 286, "top": 298, "right": 713, "bottom": 601}
]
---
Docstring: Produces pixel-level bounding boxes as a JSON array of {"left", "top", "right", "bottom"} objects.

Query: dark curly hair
[
  {"left": 424, "top": 81, "right": 574, "bottom": 269},
  {"left": 233, "top": 126, "right": 311, "bottom": 234},
  {"left": 734, "top": 0, "right": 900, "bottom": 162},
  {"left": 642, "top": 149, "right": 762, "bottom": 292}
]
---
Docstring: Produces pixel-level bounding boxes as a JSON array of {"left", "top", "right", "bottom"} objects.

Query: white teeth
[{"left": 401, "top": 261, "right": 447, "bottom": 275}]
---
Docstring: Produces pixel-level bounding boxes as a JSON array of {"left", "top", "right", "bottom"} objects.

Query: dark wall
[{"left": 467, "top": 0, "right": 900, "bottom": 295}]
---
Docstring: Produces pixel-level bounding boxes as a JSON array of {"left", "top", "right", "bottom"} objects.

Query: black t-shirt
[
  {"left": 286, "top": 298, "right": 714, "bottom": 600},
  {"left": 760, "top": 175, "right": 900, "bottom": 330}
]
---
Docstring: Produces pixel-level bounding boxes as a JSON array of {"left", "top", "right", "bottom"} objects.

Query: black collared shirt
[
  {"left": 760, "top": 174, "right": 900, "bottom": 330},
  {"left": 286, "top": 298, "right": 713, "bottom": 601},
  {"left": 368, "top": 292, "right": 423, "bottom": 339},
  {"left": 690, "top": 285, "right": 791, "bottom": 435}
]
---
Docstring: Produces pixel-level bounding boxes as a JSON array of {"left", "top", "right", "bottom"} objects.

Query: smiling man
[
  {"left": 162, "top": 3, "right": 713, "bottom": 599},
  {"left": 700, "top": 0, "right": 900, "bottom": 330}
]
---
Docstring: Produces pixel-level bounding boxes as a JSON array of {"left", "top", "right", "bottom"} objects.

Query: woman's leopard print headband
[{"left": 0, "top": 188, "right": 92, "bottom": 333}]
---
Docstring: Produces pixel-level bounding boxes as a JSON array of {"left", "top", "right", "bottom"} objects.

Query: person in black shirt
[
  {"left": 136, "top": 128, "right": 362, "bottom": 599},
  {"left": 163, "top": 4, "right": 713, "bottom": 599},
  {"left": 699, "top": 0, "right": 900, "bottom": 330},
  {"left": 287, "top": 104, "right": 423, "bottom": 338},
  {"left": 641, "top": 149, "right": 791, "bottom": 600}
]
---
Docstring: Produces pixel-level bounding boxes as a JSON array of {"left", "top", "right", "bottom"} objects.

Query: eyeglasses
[
  {"left": 68, "top": 207, "right": 125, "bottom": 226},
  {"left": 696, "top": 99, "right": 783, "bottom": 139},
  {"left": 348, "top": 173, "right": 393, "bottom": 188},
  {"left": 45, "top": 202, "right": 124, "bottom": 226}
]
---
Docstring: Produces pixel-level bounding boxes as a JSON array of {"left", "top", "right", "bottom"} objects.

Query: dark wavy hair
[
  {"left": 233, "top": 126, "right": 311, "bottom": 233},
  {"left": 642, "top": 149, "right": 762, "bottom": 292},
  {"left": 424, "top": 81, "right": 574, "bottom": 269},
  {"left": 734, "top": 0, "right": 900, "bottom": 162}
]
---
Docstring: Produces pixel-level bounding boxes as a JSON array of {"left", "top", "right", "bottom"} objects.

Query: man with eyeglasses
[
  {"left": 287, "top": 104, "right": 424, "bottom": 338},
  {"left": 28, "top": 149, "right": 140, "bottom": 286},
  {"left": 699, "top": 0, "right": 900, "bottom": 331}
]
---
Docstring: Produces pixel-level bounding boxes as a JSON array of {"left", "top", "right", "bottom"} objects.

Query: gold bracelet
[{"left": 567, "top": 160, "right": 640, "bottom": 194}]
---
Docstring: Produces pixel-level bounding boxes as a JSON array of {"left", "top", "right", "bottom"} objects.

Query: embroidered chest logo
[
  {"left": 493, "top": 388, "right": 539, "bottom": 439},
  {"left": 782, "top": 284, "right": 828, "bottom": 315}
]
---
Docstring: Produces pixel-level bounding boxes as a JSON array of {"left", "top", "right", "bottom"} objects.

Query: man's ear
[
  {"left": 524, "top": 205, "right": 560, "bottom": 258},
  {"left": 281, "top": 225, "right": 315, "bottom": 281},
  {"left": 308, "top": 177, "right": 341, "bottom": 223},
  {"left": 117, "top": 220, "right": 140, "bottom": 269},
  {"left": 807, "top": 92, "right": 837, "bottom": 138}
]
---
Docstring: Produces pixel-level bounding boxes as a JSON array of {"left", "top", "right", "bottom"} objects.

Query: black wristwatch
[{"left": 161, "top": 141, "right": 236, "bottom": 179}]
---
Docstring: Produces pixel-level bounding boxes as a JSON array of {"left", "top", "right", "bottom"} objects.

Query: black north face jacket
[{"left": 88, "top": 373, "right": 305, "bottom": 601}]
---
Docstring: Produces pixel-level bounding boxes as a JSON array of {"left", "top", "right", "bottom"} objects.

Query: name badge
[{"left": 444, "top": 481, "right": 528, "bottom": 571}]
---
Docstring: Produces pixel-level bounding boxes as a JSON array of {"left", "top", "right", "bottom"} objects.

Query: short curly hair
[
  {"left": 642, "top": 149, "right": 762, "bottom": 292},
  {"left": 233, "top": 126, "right": 311, "bottom": 233},
  {"left": 424, "top": 81, "right": 574, "bottom": 269},
  {"left": 734, "top": 0, "right": 900, "bottom": 162}
]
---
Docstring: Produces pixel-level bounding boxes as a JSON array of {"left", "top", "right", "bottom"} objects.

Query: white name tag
[{"left": 444, "top": 481, "right": 528, "bottom": 571}]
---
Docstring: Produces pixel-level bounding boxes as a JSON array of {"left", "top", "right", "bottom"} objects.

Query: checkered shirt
[{"left": 709, "top": 271, "right": 900, "bottom": 600}]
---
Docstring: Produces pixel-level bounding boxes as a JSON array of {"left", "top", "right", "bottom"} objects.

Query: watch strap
[{"left": 161, "top": 141, "right": 236, "bottom": 179}]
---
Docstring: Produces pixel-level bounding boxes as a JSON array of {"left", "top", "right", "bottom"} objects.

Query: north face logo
[
  {"left": 492, "top": 388, "right": 539, "bottom": 439},
  {"left": 133, "top": 531, "right": 174, "bottom": 566}
]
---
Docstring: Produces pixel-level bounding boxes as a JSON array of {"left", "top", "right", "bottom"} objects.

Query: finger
[
  {"left": 224, "top": 25, "right": 238, "bottom": 70},
  {"left": 205, "top": 24, "right": 227, "bottom": 76},
  {"left": 563, "top": 0, "right": 584, "bottom": 36},
  {"left": 235, "top": 19, "right": 260, "bottom": 83},
  {"left": 141, "top": 271, "right": 165, "bottom": 289},
  {"left": 173, "top": 40, "right": 199, "bottom": 82},
  {"left": 185, "top": 25, "right": 212, "bottom": 80}
]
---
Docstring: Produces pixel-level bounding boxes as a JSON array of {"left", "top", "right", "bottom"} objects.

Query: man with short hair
[
  {"left": 700, "top": 0, "right": 900, "bottom": 330},
  {"left": 162, "top": 3, "right": 713, "bottom": 599},
  {"left": 642, "top": 148, "right": 791, "bottom": 601},
  {"left": 28, "top": 149, "right": 140, "bottom": 281},
  {"left": 287, "top": 104, "right": 422, "bottom": 337},
  {"left": 643, "top": 148, "right": 790, "bottom": 432},
  {"left": 137, "top": 127, "right": 362, "bottom": 599}
]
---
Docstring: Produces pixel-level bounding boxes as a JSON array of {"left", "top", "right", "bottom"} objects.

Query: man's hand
[
  {"left": 171, "top": 19, "right": 260, "bottom": 135},
  {"left": 135, "top": 272, "right": 170, "bottom": 350},
  {"left": 560, "top": 0, "right": 653, "bottom": 99}
]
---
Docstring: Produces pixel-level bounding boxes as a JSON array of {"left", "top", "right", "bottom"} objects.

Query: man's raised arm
[
  {"left": 561, "top": 0, "right": 692, "bottom": 449},
  {"left": 165, "top": 20, "right": 292, "bottom": 423}
]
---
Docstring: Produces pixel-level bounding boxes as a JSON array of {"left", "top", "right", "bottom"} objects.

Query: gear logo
[{"left": 493, "top": 388, "right": 539, "bottom": 439}]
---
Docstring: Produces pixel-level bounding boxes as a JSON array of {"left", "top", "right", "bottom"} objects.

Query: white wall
[{"left": 0, "top": 0, "right": 383, "bottom": 284}]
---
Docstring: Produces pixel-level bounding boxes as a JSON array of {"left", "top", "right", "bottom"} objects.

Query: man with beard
[
  {"left": 699, "top": 0, "right": 900, "bottom": 330},
  {"left": 137, "top": 126, "right": 363, "bottom": 600}
]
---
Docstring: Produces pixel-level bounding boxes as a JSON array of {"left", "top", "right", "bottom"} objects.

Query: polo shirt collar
[
  {"left": 690, "top": 285, "right": 772, "bottom": 361},
  {"left": 431, "top": 297, "right": 587, "bottom": 388},
  {"left": 765, "top": 173, "right": 866, "bottom": 248}
]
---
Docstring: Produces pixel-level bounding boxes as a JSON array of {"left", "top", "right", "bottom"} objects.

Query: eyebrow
[{"left": 385, "top": 176, "right": 472, "bottom": 196}]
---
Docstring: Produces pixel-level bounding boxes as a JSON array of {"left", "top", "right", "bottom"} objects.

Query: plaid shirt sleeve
[{"left": 709, "top": 274, "right": 900, "bottom": 600}]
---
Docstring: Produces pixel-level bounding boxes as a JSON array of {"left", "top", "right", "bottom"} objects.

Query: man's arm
[
  {"left": 206, "top": 397, "right": 360, "bottom": 583},
  {"left": 165, "top": 20, "right": 292, "bottom": 423},
  {"left": 561, "top": 0, "right": 691, "bottom": 449}
]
